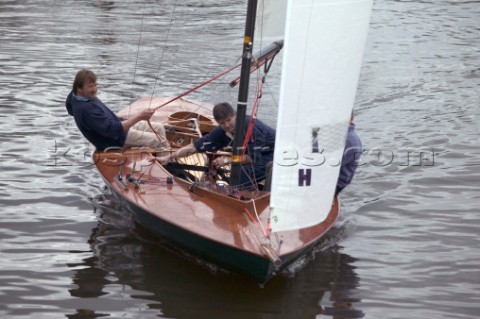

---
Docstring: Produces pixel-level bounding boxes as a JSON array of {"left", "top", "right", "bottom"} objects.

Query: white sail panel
[
  {"left": 270, "top": 0, "right": 373, "bottom": 232},
  {"left": 256, "top": 0, "right": 287, "bottom": 46}
]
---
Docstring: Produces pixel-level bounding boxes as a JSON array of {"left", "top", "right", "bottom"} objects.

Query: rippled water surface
[{"left": 1, "top": 1, "right": 479, "bottom": 318}]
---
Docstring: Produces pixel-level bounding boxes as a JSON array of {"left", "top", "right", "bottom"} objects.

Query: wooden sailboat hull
[
  {"left": 106, "top": 185, "right": 278, "bottom": 282},
  {"left": 94, "top": 147, "right": 339, "bottom": 283},
  {"left": 92, "top": 97, "right": 340, "bottom": 283}
]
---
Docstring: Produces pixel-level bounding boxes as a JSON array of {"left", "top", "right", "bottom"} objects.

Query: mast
[{"left": 230, "top": 0, "right": 258, "bottom": 186}]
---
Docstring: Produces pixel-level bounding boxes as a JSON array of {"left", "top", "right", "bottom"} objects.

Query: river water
[{"left": 1, "top": 0, "right": 479, "bottom": 318}]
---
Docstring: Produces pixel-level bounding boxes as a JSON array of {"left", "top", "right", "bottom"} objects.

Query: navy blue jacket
[
  {"left": 193, "top": 115, "right": 275, "bottom": 186},
  {"left": 66, "top": 91, "right": 126, "bottom": 150},
  {"left": 336, "top": 123, "right": 362, "bottom": 195}
]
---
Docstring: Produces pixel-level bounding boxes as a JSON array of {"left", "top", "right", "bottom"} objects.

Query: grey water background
[{"left": 1, "top": 0, "right": 479, "bottom": 318}]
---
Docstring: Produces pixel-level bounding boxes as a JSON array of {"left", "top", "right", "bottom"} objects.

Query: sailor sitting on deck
[
  {"left": 158, "top": 102, "right": 276, "bottom": 189},
  {"left": 65, "top": 69, "right": 169, "bottom": 150}
]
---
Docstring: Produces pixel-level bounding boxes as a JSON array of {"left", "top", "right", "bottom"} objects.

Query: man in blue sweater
[
  {"left": 66, "top": 69, "right": 168, "bottom": 150},
  {"left": 336, "top": 113, "right": 362, "bottom": 195},
  {"left": 158, "top": 102, "right": 275, "bottom": 188}
]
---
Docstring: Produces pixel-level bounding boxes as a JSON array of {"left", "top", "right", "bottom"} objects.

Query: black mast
[{"left": 230, "top": 0, "right": 258, "bottom": 186}]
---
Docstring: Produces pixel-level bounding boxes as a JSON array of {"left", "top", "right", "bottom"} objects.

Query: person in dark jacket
[
  {"left": 66, "top": 69, "right": 168, "bottom": 150},
  {"left": 336, "top": 113, "right": 362, "bottom": 195},
  {"left": 158, "top": 102, "right": 275, "bottom": 188}
]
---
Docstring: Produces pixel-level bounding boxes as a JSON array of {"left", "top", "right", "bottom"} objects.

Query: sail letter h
[{"left": 298, "top": 168, "right": 312, "bottom": 186}]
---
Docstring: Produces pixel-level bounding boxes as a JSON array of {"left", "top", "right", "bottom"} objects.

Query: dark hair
[
  {"left": 72, "top": 69, "right": 97, "bottom": 94},
  {"left": 213, "top": 102, "right": 235, "bottom": 121}
]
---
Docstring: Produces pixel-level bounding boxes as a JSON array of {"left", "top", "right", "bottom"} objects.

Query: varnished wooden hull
[
  {"left": 94, "top": 149, "right": 339, "bottom": 283},
  {"left": 94, "top": 97, "right": 340, "bottom": 283},
  {"left": 106, "top": 184, "right": 278, "bottom": 282}
]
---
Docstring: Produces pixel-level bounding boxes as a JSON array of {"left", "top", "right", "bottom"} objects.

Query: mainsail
[
  {"left": 269, "top": 0, "right": 373, "bottom": 232},
  {"left": 256, "top": 0, "right": 287, "bottom": 45}
]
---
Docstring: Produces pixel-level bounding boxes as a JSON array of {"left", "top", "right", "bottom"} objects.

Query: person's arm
[
  {"left": 336, "top": 125, "right": 362, "bottom": 194},
  {"left": 121, "top": 108, "right": 155, "bottom": 131},
  {"left": 158, "top": 143, "right": 198, "bottom": 165}
]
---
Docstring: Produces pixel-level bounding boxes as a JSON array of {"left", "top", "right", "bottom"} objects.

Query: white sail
[
  {"left": 270, "top": 0, "right": 373, "bottom": 232},
  {"left": 256, "top": 0, "right": 287, "bottom": 45}
]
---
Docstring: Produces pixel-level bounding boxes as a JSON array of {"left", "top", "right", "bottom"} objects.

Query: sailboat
[{"left": 93, "top": 0, "right": 372, "bottom": 283}]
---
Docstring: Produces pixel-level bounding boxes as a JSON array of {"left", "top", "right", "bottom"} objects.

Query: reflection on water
[{"left": 66, "top": 194, "right": 363, "bottom": 319}]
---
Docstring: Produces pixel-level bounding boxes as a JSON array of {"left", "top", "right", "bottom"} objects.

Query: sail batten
[{"left": 269, "top": 0, "right": 373, "bottom": 232}]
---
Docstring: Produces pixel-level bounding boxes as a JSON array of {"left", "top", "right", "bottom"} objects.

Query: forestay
[{"left": 269, "top": 0, "right": 373, "bottom": 232}]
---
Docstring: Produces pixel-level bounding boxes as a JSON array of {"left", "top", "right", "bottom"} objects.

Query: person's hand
[
  {"left": 158, "top": 154, "right": 171, "bottom": 165},
  {"left": 121, "top": 108, "right": 156, "bottom": 132},
  {"left": 212, "top": 156, "right": 229, "bottom": 168},
  {"left": 138, "top": 108, "right": 155, "bottom": 121}
]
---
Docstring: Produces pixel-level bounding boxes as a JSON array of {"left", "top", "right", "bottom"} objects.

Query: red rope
[
  {"left": 147, "top": 120, "right": 169, "bottom": 145},
  {"left": 152, "top": 63, "right": 241, "bottom": 111},
  {"left": 241, "top": 64, "right": 266, "bottom": 155},
  {"left": 146, "top": 63, "right": 242, "bottom": 142},
  {"left": 229, "top": 58, "right": 269, "bottom": 87},
  {"left": 146, "top": 55, "right": 271, "bottom": 146},
  {"left": 244, "top": 208, "right": 267, "bottom": 236},
  {"left": 266, "top": 218, "right": 271, "bottom": 237}
]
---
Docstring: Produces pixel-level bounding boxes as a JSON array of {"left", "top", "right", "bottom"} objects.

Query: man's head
[
  {"left": 213, "top": 102, "right": 236, "bottom": 133},
  {"left": 73, "top": 69, "right": 97, "bottom": 99}
]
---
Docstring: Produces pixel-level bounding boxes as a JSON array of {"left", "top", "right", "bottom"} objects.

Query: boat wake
[{"left": 283, "top": 217, "right": 352, "bottom": 277}]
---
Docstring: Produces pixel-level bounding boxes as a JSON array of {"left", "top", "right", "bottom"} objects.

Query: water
[{"left": 1, "top": 0, "right": 479, "bottom": 318}]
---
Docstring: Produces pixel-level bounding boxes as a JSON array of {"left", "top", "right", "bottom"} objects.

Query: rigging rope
[
  {"left": 152, "top": 63, "right": 242, "bottom": 112},
  {"left": 237, "top": 53, "right": 278, "bottom": 192},
  {"left": 242, "top": 54, "right": 278, "bottom": 154},
  {"left": 131, "top": 1, "right": 279, "bottom": 196},
  {"left": 233, "top": 50, "right": 280, "bottom": 192},
  {"left": 244, "top": 208, "right": 267, "bottom": 237},
  {"left": 146, "top": 62, "right": 242, "bottom": 142},
  {"left": 130, "top": 2, "right": 147, "bottom": 99},
  {"left": 148, "top": 0, "right": 179, "bottom": 106}
]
